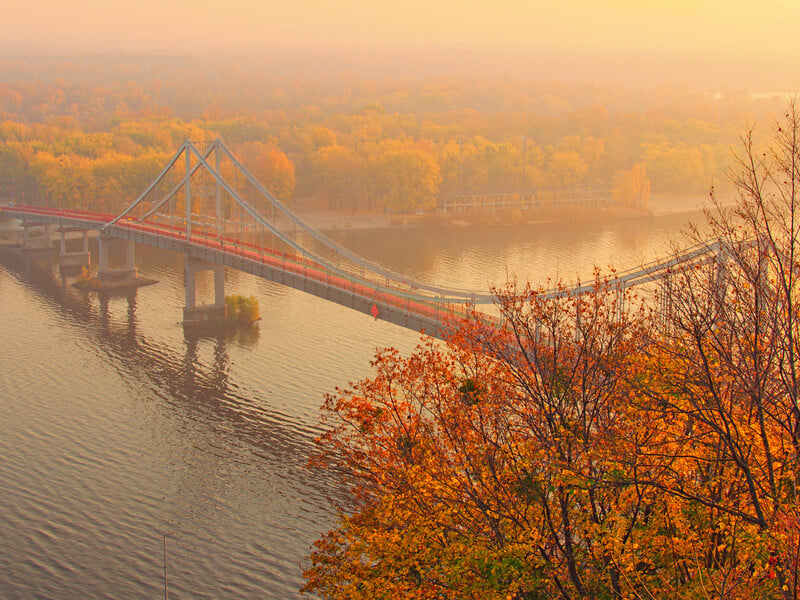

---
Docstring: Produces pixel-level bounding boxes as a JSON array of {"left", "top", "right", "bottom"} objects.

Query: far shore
[
  {"left": 289, "top": 193, "right": 724, "bottom": 232},
  {"left": 293, "top": 208, "right": 646, "bottom": 232}
]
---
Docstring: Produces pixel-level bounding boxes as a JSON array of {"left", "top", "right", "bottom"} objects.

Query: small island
[
  {"left": 223, "top": 294, "right": 260, "bottom": 326},
  {"left": 181, "top": 293, "right": 260, "bottom": 335}
]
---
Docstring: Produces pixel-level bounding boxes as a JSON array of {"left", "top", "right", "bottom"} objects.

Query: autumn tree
[
  {"left": 544, "top": 148, "right": 588, "bottom": 189},
  {"left": 367, "top": 148, "right": 440, "bottom": 213},
  {"left": 632, "top": 99, "right": 800, "bottom": 598},
  {"left": 306, "top": 144, "right": 366, "bottom": 210},
  {"left": 303, "top": 278, "right": 659, "bottom": 599}
]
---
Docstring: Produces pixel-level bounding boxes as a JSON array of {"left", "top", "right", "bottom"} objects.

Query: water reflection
[
  {"left": 1, "top": 246, "right": 349, "bottom": 598},
  {"left": 2, "top": 250, "right": 330, "bottom": 478},
  {"left": 333, "top": 212, "right": 701, "bottom": 289}
]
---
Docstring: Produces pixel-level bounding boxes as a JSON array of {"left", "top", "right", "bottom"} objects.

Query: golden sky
[{"left": 3, "top": 0, "right": 799, "bottom": 59}]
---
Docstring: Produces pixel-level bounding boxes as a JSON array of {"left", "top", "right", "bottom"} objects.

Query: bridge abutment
[{"left": 183, "top": 257, "right": 227, "bottom": 324}]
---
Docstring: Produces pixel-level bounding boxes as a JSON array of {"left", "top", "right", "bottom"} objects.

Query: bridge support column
[
  {"left": 58, "top": 227, "right": 91, "bottom": 269},
  {"left": 18, "top": 222, "right": 52, "bottom": 271},
  {"left": 0, "top": 213, "right": 21, "bottom": 247},
  {"left": 98, "top": 235, "right": 108, "bottom": 272},
  {"left": 183, "top": 256, "right": 227, "bottom": 324},
  {"left": 97, "top": 236, "right": 138, "bottom": 286},
  {"left": 21, "top": 222, "right": 51, "bottom": 251}
]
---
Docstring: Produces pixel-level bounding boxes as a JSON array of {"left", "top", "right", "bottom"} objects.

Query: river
[{"left": 0, "top": 203, "right": 704, "bottom": 599}]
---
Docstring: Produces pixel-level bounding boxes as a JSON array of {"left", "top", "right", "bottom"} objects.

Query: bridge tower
[{"left": 182, "top": 140, "right": 227, "bottom": 325}]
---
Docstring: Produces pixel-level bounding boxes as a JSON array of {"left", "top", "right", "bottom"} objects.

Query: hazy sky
[{"left": 3, "top": 0, "right": 799, "bottom": 59}]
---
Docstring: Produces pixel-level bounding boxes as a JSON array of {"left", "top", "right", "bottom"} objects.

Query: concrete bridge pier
[
  {"left": 58, "top": 228, "right": 91, "bottom": 269},
  {"left": 97, "top": 235, "right": 138, "bottom": 286},
  {"left": 19, "top": 223, "right": 53, "bottom": 269},
  {"left": 21, "top": 222, "right": 52, "bottom": 251},
  {"left": 183, "top": 256, "right": 227, "bottom": 324},
  {"left": 0, "top": 214, "right": 21, "bottom": 246}
]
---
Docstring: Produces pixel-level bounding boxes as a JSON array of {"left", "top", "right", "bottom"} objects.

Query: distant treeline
[{"left": 0, "top": 56, "right": 787, "bottom": 213}]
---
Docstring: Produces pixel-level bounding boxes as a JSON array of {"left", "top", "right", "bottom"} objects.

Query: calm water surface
[{"left": 0, "top": 206, "right": 702, "bottom": 598}]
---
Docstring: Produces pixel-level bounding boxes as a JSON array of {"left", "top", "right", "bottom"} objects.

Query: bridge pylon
[{"left": 102, "top": 138, "right": 497, "bottom": 312}]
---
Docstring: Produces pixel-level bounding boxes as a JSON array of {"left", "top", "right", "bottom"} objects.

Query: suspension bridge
[{"left": 0, "top": 139, "right": 723, "bottom": 338}]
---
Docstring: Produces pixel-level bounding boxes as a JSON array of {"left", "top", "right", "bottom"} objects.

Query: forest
[{"left": 0, "top": 55, "right": 787, "bottom": 216}]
